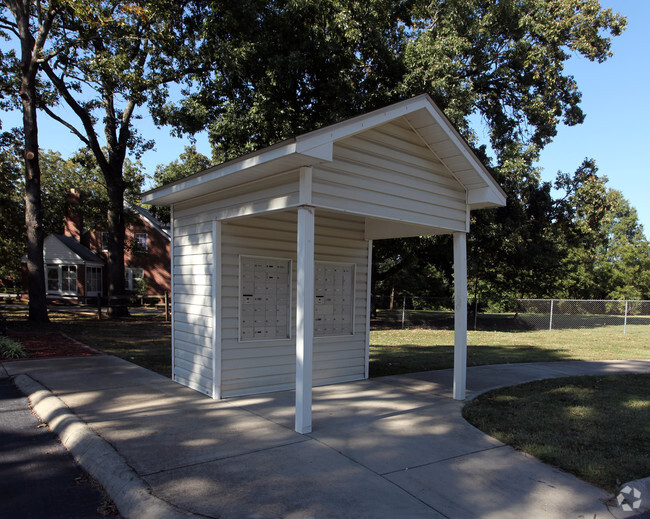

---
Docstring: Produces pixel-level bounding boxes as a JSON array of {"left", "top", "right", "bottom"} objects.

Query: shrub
[{"left": 0, "top": 336, "right": 27, "bottom": 359}]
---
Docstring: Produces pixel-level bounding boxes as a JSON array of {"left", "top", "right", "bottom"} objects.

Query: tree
[
  {"left": 156, "top": 0, "right": 624, "bottom": 167},
  {"left": 599, "top": 191, "right": 650, "bottom": 300},
  {"left": 553, "top": 158, "right": 613, "bottom": 298},
  {"left": 39, "top": 149, "right": 144, "bottom": 236},
  {"left": 551, "top": 158, "right": 650, "bottom": 300},
  {"left": 1, "top": 0, "right": 65, "bottom": 321},
  {"left": 39, "top": 1, "right": 194, "bottom": 316},
  {"left": 151, "top": 0, "right": 625, "bottom": 302},
  {"left": 0, "top": 129, "right": 25, "bottom": 289},
  {"left": 402, "top": 0, "right": 625, "bottom": 161},
  {"left": 149, "top": 144, "right": 211, "bottom": 224},
  {"left": 152, "top": 0, "right": 410, "bottom": 161}
]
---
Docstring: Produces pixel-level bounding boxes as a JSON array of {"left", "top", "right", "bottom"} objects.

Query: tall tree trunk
[
  {"left": 105, "top": 173, "right": 129, "bottom": 318},
  {"left": 19, "top": 26, "right": 48, "bottom": 323}
]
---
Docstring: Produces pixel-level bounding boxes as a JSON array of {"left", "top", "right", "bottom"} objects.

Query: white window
[
  {"left": 47, "top": 266, "right": 59, "bottom": 292},
  {"left": 134, "top": 233, "right": 148, "bottom": 252},
  {"left": 239, "top": 256, "right": 291, "bottom": 341},
  {"left": 125, "top": 268, "right": 145, "bottom": 291},
  {"left": 46, "top": 265, "right": 78, "bottom": 295},
  {"left": 314, "top": 262, "right": 355, "bottom": 337},
  {"left": 61, "top": 265, "right": 77, "bottom": 292},
  {"left": 86, "top": 266, "right": 102, "bottom": 296}
]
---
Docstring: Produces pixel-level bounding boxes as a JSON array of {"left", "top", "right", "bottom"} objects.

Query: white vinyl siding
[
  {"left": 311, "top": 120, "right": 468, "bottom": 232},
  {"left": 403, "top": 108, "right": 490, "bottom": 192},
  {"left": 216, "top": 211, "right": 368, "bottom": 397},
  {"left": 172, "top": 169, "right": 300, "bottom": 225},
  {"left": 170, "top": 218, "right": 214, "bottom": 396}
]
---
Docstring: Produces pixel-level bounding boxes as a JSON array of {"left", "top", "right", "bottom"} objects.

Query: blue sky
[
  {"left": 535, "top": 0, "right": 650, "bottom": 237},
  {"left": 3, "top": 0, "right": 648, "bottom": 236}
]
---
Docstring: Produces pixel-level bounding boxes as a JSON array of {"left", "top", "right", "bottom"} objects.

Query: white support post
[
  {"left": 299, "top": 166, "right": 312, "bottom": 205},
  {"left": 364, "top": 240, "right": 373, "bottom": 380},
  {"left": 212, "top": 220, "right": 222, "bottom": 400},
  {"left": 453, "top": 232, "right": 467, "bottom": 401},
  {"left": 296, "top": 206, "right": 315, "bottom": 434},
  {"left": 170, "top": 206, "right": 175, "bottom": 382}
]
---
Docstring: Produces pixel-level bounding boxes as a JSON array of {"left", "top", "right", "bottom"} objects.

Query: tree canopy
[
  {"left": 34, "top": 0, "right": 196, "bottom": 315},
  {"left": 2, "top": 0, "right": 646, "bottom": 312},
  {"left": 155, "top": 0, "right": 625, "bottom": 169}
]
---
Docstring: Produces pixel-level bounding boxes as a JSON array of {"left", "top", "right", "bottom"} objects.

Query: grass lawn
[
  {"left": 369, "top": 327, "right": 650, "bottom": 377},
  {"left": 3, "top": 306, "right": 171, "bottom": 377},
  {"left": 2, "top": 305, "right": 648, "bottom": 380},
  {"left": 462, "top": 374, "right": 650, "bottom": 493}
]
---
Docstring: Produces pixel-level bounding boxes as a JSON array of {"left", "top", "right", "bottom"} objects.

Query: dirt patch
[{"left": 4, "top": 332, "right": 101, "bottom": 361}]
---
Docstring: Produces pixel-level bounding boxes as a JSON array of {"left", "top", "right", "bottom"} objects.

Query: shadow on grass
[
  {"left": 3, "top": 306, "right": 172, "bottom": 378},
  {"left": 462, "top": 374, "right": 650, "bottom": 493},
  {"left": 369, "top": 343, "right": 572, "bottom": 377}
]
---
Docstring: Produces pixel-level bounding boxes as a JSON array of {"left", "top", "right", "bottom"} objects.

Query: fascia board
[
  {"left": 142, "top": 140, "right": 299, "bottom": 205},
  {"left": 467, "top": 186, "right": 508, "bottom": 209},
  {"left": 295, "top": 95, "right": 432, "bottom": 150},
  {"left": 294, "top": 140, "right": 333, "bottom": 162}
]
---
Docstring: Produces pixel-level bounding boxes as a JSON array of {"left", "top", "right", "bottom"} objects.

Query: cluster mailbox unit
[{"left": 142, "top": 94, "right": 506, "bottom": 433}]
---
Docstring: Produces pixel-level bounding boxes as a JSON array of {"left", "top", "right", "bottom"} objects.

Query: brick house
[
  {"left": 84, "top": 202, "right": 172, "bottom": 296},
  {"left": 25, "top": 191, "right": 171, "bottom": 300}
]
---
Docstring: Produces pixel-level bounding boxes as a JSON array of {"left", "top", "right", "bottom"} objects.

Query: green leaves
[{"left": 403, "top": 0, "right": 626, "bottom": 161}]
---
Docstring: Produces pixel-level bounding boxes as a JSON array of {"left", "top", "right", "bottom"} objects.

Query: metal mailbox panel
[
  {"left": 240, "top": 256, "right": 292, "bottom": 341},
  {"left": 314, "top": 262, "right": 355, "bottom": 336}
]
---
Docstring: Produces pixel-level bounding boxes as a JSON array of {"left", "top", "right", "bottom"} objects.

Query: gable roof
[
  {"left": 142, "top": 94, "right": 506, "bottom": 210},
  {"left": 125, "top": 201, "right": 171, "bottom": 240},
  {"left": 48, "top": 234, "right": 105, "bottom": 265}
]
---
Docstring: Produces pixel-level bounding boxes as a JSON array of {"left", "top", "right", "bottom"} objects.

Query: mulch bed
[{"left": 4, "top": 332, "right": 101, "bottom": 361}]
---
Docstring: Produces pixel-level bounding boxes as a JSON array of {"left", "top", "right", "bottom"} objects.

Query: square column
[
  {"left": 296, "top": 206, "right": 315, "bottom": 433},
  {"left": 453, "top": 232, "right": 467, "bottom": 400}
]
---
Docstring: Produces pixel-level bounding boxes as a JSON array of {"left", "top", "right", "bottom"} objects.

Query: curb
[{"left": 13, "top": 374, "right": 207, "bottom": 519}]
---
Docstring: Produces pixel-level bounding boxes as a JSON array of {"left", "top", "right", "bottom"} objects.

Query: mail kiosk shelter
[{"left": 142, "top": 94, "right": 506, "bottom": 434}]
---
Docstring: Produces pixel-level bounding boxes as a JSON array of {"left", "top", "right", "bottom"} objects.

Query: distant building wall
[{"left": 85, "top": 216, "right": 170, "bottom": 296}]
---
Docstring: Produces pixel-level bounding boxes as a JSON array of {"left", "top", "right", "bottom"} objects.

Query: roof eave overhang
[
  {"left": 142, "top": 94, "right": 507, "bottom": 210},
  {"left": 143, "top": 139, "right": 334, "bottom": 207},
  {"left": 467, "top": 186, "right": 507, "bottom": 210}
]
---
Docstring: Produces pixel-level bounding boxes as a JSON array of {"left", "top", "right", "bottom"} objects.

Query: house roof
[
  {"left": 142, "top": 94, "right": 506, "bottom": 210},
  {"left": 125, "top": 201, "right": 171, "bottom": 240},
  {"left": 50, "top": 234, "right": 105, "bottom": 265}
]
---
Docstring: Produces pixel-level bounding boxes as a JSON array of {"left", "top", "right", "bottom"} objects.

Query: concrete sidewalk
[{"left": 2, "top": 356, "right": 649, "bottom": 519}]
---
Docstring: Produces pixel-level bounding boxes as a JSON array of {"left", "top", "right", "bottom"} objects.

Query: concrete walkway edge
[{"left": 13, "top": 374, "right": 207, "bottom": 519}]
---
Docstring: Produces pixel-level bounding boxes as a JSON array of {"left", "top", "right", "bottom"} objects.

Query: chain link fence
[
  {"left": 511, "top": 299, "right": 650, "bottom": 332},
  {"left": 372, "top": 295, "right": 650, "bottom": 334}
]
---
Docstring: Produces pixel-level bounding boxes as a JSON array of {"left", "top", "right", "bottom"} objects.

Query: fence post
[
  {"left": 97, "top": 297, "right": 102, "bottom": 320},
  {"left": 624, "top": 299, "right": 628, "bottom": 335},
  {"left": 549, "top": 299, "right": 554, "bottom": 332},
  {"left": 401, "top": 296, "right": 406, "bottom": 329}
]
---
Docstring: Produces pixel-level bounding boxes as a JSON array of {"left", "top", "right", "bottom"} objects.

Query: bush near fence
[{"left": 372, "top": 296, "right": 650, "bottom": 333}]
